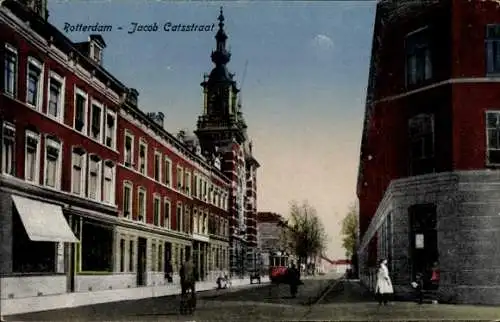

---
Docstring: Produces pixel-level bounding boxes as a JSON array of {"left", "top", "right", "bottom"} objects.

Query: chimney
[
  {"left": 146, "top": 112, "right": 165, "bottom": 128},
  {"left": 177, "top": 130, "right": 186, "bottom": 142},
  {"left": 126, "top": 88, "right": 139, "bottom": 107}
]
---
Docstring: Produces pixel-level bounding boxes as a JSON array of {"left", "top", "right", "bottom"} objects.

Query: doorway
[
  {"left": 193, "top": 242, "right": 200, "bottom": 281},
  {"left": 164, "top": 242, "right": 172, "bottom": 282},
  {"left": 137, "top": 237, "right": 147, "bottom": 286},
  {"left": 200, "top": 247, "right": 205, "bottom": 281},
  {"left": 66, "top": 214, "right": 80, "bottom": 293},
  {"left": 409, "top": 204, "right": 439, "bottom": 279}
]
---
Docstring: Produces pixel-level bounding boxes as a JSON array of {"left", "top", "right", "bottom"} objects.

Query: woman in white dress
[{"left": 375, "top": 259, "right": 394, "bottom": 305}]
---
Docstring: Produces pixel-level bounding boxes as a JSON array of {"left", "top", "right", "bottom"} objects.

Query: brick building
[
  {"left": 257, "top": 212, "right": 287, "bottom": 252},
  {"left": 257, "top": 212, "right": 296, "bottom": 272},
  {"left": 196, "top": 8, "right": 260, "bottom": 276},
  {"left": 357, "top": 0, "right": 500, "bottom": 304},
  {"left": 0, "top": 0, "right": 238, "bottom": 313}
]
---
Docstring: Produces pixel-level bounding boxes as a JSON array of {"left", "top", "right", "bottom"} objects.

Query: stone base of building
[
  {"left": 361, "top": 277, "right": 500, "bottom": 305},
  {"left": 358, "top": 170, "right": 500, "bottom": 305},
  {"left": 1, "top": 275, "right": 270, "bottom": 315}
]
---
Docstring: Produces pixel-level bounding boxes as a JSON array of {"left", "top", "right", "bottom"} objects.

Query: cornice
[
  {"left": 120, "top": 108, "right": 231, "bottom": 184},
  {"left": 0, "top": 8, "right": 122, "bottom": 105}
]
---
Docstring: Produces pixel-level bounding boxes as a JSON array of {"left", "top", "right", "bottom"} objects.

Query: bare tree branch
[{"left": 284, "top": 200, "right": 328, "bottom": 264}]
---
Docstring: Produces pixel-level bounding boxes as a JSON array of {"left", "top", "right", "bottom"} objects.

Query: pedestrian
[
  {"left": 429, "top": 262, "right": 440, "bottom": 289},
  {"left": 428, "top": 261, "right": 440, "bottom": 304},
  {"left": 165, "top": 260, "right": 173, "bottom": 283},
  {"left": 375, "top": 259, "right": 393, "bottom": 305},
  {"left": 179, "top": 253, "right": 196, "bottom": 310},
  {"left": 412, "top": 272, "right": 425, "bottom": 304},
  {"left": 288, "top": 262, "right": 301, "bottom": 298}
]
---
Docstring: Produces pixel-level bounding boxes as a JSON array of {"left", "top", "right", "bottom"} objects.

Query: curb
[{"left": 197, "top": 281, "right": 271, "bottom": 295}]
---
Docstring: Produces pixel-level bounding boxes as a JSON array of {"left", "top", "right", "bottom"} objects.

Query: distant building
[
  {"left": 332, "top": 259, "right": 351, "bottom": 274},
  {"left": 257, "top": 212, "right": 291, "bottom": 270},
  {"left": 257, "top": 212, "right": 286, "bottom": 251},
  {"left": 357, "top": 0, "right": 500, "bottom": 304}
]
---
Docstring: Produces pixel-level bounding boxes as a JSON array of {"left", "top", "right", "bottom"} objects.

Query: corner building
[
  {"left": 195, "top": 8, "right": 260, "bottom": 276},
  {"left": 358, "top": 0, "right": 500, "bottom": 304},
  {"left": 0, "top": 0, "right": 231, "bottom": 313}
]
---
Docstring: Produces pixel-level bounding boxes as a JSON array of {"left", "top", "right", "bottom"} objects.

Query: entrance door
[
  {"left": 193, "top": 242, "right": 200, "bottom": 281},
  {"left": 200, "top": 245, "right": 205, "bottom": 281},
  {"left": 164, "top": 242, "right": 172, "bottom": 280},
  {"left": 409, "top": 204, "right": 439, "bottom": 279},
  {"left": 137, "top": 237, "right": 147, "bottom": 286}
]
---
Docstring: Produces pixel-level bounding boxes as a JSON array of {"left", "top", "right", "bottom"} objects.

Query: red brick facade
[
  {"left": 358, "top": 0, "right": 500, "bottom": 273},
  {"left": 0, "top": 0, "right": 232, "bottom": 296}
]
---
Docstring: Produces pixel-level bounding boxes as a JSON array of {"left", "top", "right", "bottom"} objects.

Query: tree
[
  {"left": 341, "top": 202, "right": 359, "bottom": 259},
  {"left": 284, "top": 200, "right": 328, "bottom": 266}
]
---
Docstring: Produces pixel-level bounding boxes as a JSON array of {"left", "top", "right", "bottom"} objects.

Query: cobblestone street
[
  {"left": 5, "top": 275, "right": 336, "bottom": 321},
  {"left": 7, "top": 276, "right": 500, "bottom": 321}
]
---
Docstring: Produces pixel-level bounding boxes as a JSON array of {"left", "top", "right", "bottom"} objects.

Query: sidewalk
[
  {"left": 308, "top": 280, "right": 500, "bottom": 321},
  {"left": 5, "top": 278, "right": 333, "bottom": 322},
  {"left": 1, "top": 276, "right": 270, "bottom": 316}
]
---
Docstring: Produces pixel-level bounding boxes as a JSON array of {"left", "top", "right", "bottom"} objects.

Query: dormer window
[
  {"left": 90, "top": 43, "right": 102, "bottom": 64},
  {"left": 88, "top": 35, "right": 105, "bottom": 64}
]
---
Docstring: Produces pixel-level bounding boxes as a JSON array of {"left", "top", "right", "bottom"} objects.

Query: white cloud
[{"left": 311, "top": 34, "right": 334, "bottom": 51}]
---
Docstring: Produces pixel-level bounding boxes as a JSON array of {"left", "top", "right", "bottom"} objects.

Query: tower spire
[
  {"left": 211, "top": 6, "right": 230, "bottom": 66},
  {"left": 218, "top": 6, "right": 225, "bottom": 30}
]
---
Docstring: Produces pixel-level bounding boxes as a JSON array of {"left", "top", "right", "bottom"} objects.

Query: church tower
[
  {"left": 196, "top": 7, "right": 248, "bottom": 152},
  {"left": 195, "top": 7, "right": 260, "bottom": 276}
]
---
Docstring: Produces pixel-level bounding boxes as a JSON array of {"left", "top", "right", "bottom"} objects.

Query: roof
[
  {"left": 257, "top": 212, "right": 285, "bottom": 224},
  {"left": 319, "top": 255, "right": 335, "bottom": 265},
  {"left": 89, "top": 34, "right": 106, "bottom": 47},
  {"left": 207, "top": 65, "right": 235, "bottom": 84}
]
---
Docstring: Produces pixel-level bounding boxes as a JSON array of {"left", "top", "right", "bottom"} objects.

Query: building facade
[
  {"left": 357, "top": 0, "right": 500, "bottom": 304},
  {"left": 0, "top": 0, "right": 232, "bottom": 310},
  {"left": 195, "top": 8, "right": 260, "bottom": 277},
  {"left": 256, "top": 212, "right": 287, "bottom": 272}
]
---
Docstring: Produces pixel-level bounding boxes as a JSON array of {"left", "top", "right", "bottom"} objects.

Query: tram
[{"left": 269, "top": 251, "right": 290, "bottom": 283}]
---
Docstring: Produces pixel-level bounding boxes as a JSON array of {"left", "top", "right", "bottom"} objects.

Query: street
[
  {"left": 5, "top": 275, "right": 336, "bottom": 321},
  {"left": 6, "top": 275, "right": 500, "bottom": 321}
]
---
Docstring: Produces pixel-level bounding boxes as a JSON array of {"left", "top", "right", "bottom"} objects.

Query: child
[{"left": 411, "top": 272, "right": 424, "bottom": 304}]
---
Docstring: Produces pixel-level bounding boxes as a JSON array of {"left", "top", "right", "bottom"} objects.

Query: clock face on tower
[
  {"left": 207, "top": 86, "right": 231, "bottom": 115},
  {"left": 208, "top": 91, "right": 218, "bottom": 112}
]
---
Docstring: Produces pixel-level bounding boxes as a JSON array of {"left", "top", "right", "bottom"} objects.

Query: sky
[{"left": 48, "top": 0, "right": 376, "bottom": 260}]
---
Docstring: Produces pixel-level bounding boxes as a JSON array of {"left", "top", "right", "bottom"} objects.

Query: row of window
[
  {"left": 3, "top": 44, "right": 118, "bottom": 150},
  {"left": 1, "top": 122, "right": 116, "bottom": 203},
  {"left": 117, "top": 238, "right": 229, "bottom": 275},
  {"left": 122, "top": 181, "right": 229, "bottom": 236},
  {"left": 407, "top": 111, "right": 500, "bottom": 175},
  {"left": 123, "top": 130, "right": 229, "bottom": 210},
  {"left": 403, "top": 25, "right": 500, "bottom": 87},
  {"left": 3, "top": 43, "right": 228, "bottom": 210}
]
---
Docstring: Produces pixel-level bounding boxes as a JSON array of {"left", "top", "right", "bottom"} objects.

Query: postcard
[{"left": 2, "top": 0, "right": 500, "bottom": 321}]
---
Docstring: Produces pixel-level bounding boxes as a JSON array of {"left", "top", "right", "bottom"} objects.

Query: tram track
[{"left": 300, "top": 273, "right": 346, "bottom": 319}]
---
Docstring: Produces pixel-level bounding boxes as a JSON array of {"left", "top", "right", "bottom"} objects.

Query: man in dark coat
[{"left": 288, "top": 263, "right": 301, "bottom": 298}]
